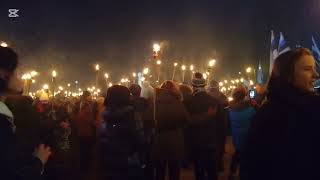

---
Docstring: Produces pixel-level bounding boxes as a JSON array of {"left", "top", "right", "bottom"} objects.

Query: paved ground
[{"left": 77, "top": 136, "right": 238, "bottom": 180}]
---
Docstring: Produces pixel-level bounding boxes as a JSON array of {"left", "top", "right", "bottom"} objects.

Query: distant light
[
  {"left": 143, "top": 68, "right": 149, "bottom": 75},
  {"left": 67, "top": 83, "right": 71, "bottom": 87},
  {"left": 203, "top": 73, "right": 207, "bottom": 79},
  {"left": 181, "top": 65, "right": 186, "bottom": 71},
  {"left": 52, "top": 70, "right": 57, "bottom": 78},
  {"left": 208, "top": 59, "right": 216, "bottom": 67},
  {"left": 104, "top": 73, "right": 109, "bottom": 79},
  {"left": 174, "top": 62, "right": 178, "bottom": 67},
  {"left": 30, "top": 71, "right": 38, "bottom": 77},
  {"left": 95, "top": 64, "right": 100, "bottom": 71},
  {"left": 224, "top": 80, "right": 228, "bottom": 84},
  {"left": 108, "top": 82, "right": 113, "bottom": 87},
  {"left": 43, "top": 84, "right": 49, "bottom": 90},
  {"left": 249, "top": 80, "right": 254, "bottom": 86},
  {"left": 190, "top": 65, "right": 194, "bottom": 71},
  {"left": 246, "top": 67, "right": 252, "bottom": 73},
  {"left": 22, "top": 74, "right": 31, "bottom": 80},
  {"left": 153, "top": 43, "right": 161, "bottom": 52},
  {"left": 156, "top": 60, "right": 162, "bottom": 65},
  {"left": 132, "top": 72, "right": 136, "bottom": 77},
  {"left": 0, "top": 41, "right": 8, "bottom": 47},
  {"left": 219, "top": 82, "right": 224, "bottom": 87},
  {"left": 228, "top": 97, "right": 234, "bottom": 102}
]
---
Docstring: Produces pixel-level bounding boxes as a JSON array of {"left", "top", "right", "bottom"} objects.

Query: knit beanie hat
[
  {"left": 207, "top": 80, "right": 219, "bottom": 90},
  {"left": 191, "top": 72, "right": 206, "bottom": 87}
]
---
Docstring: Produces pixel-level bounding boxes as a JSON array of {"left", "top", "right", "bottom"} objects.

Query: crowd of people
[{"left": 1, "top": 46, "right": 320, "bottom": 180}]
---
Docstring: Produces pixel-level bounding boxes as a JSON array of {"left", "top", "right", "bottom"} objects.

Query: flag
[
  {"left": 257, "top": 60, "right": 264, "bottom": 84},
  {"left": 312, "top": 36, "right": 320, "bottom": 74},
  {"left": 278, "top": 32, "right": 290, "bottom": 55},
  {"left": 269, "top": 30, "right": 278, "bottom": 74}
]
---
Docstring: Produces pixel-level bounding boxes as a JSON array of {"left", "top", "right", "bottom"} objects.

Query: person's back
[
  {"left": 185, "top": 73, "right": 220, "bottom": 180},
  {"left": 99, "top": 85, "right": 143, "bottom": 179},
  {"left": 228, "top": 87, "right": 256, "bottom": 151},
  {"left": 101, "top": 106, "right": 139, "bottom": 166},
  {"left": 186, "top": 91, "right": 219, "bottom": 150}
]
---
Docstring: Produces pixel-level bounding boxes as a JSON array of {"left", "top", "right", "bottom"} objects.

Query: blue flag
[
  {"left": 257, "top": 61, "right": 264, "bottom": 84},
  {"left": 269, "top": 30, "right": 278, "bottom": 74},
  {"left": 312, "top": 36, "right": 320, "bottom": 74},
  {"left": 278, "top": 32, "right": 290, "bottom": 55}
]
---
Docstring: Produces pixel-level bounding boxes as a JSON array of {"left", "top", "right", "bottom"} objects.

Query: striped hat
[{"left": 191, "top": 72, "right": 206, "bottom": 87}]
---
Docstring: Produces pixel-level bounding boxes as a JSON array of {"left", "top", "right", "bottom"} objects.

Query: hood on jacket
[{"left": 156, "top": 88, "right": 181, "bottom": 104}]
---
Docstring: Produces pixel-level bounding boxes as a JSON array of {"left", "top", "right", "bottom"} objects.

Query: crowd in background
[{"left": 1, "top": 46, "right": 320, "bottom": 180}]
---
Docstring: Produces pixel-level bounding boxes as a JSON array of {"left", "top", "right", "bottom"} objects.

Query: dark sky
[{"left": 1, "top": 0, "right": 320, "bottom": 86}]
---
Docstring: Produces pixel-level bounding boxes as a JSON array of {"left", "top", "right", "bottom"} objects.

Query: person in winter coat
[
  {"left": 129, "top": 84, "right": 153, "bottom": 179},
  {"left": 0, "top": 46, "right": 51, "bottom": 179},
  {"left": 228, "top": 85, "right": 256, "bottom": 179},
  {"left": 241, "top": 48, "right": 320, "bottom": 180},
  {"left": 207, "top": 79, "right": 230, "bottom": 173},
  {"left": 74, "top": 91, "right": 96, "bottom": 173},
  {"left": 152, "top": 80, "right": 189, "bottom": 180},
  {"left": 99, "top": 85, "right": 144, "bottom": 180},
  {"left": 185, "top": 72, "right": 220, "bottom": 180}
]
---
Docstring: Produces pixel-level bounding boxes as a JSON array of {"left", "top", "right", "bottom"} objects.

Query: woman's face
[{"left": 293, "top": 55, "right": 319, "bottom": 92}]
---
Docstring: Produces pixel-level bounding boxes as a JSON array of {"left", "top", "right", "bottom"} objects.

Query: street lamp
[
  {"left": 0, "top": 41, "right": 8, "bottom": 47},
  {"left": 181, "top": 65, "right": 186, "bottom": 82},
  {"left": 172, "top": 62, "right": 178, "bottom": 80}
]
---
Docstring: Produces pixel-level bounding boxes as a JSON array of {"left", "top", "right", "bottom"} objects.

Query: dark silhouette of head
[
  {"left": 0, "top": 47, "right": 19, "bottom": 93},
  {"left": 105, "top": 85, "right": 131, "bottom": 108}
]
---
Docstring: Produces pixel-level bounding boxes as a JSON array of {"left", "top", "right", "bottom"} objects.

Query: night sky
[{"left": 1, "top": 0, "right": 320, "bottom": 86}]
